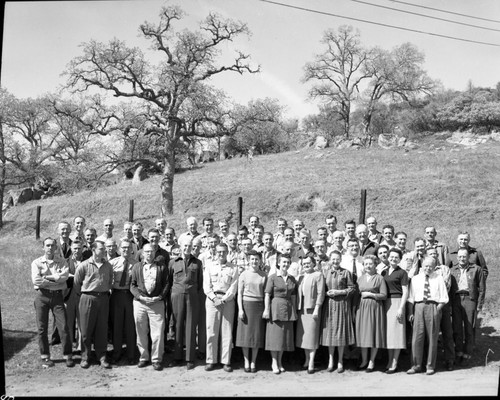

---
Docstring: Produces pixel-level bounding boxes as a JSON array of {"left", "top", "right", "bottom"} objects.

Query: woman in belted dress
[
  {"left": 263, "top": 254, "right": 298, "bottom": 374},
  {"left": 320, "top": 250, "right": 355, "bottom": 373}
]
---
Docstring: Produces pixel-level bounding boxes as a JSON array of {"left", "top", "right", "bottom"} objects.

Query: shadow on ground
[{"left": 2, "top": 329, "right": 37, "bottom": 361}]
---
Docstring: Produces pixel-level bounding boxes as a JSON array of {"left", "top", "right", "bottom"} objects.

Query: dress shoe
[
  {"left": 366, "top": 367, "right": 374, "bottom": 373},
  {"left": 65, "top": 358, "right": 75, "bottom": 368},
  {"left": 272, "top": 368, "right": 280, "bottom": 374},
  {"left": 223, "top": 364, "right": 233, "bottom": 372},
  {"left": 137, "top": 360, "right": 148, "bottom": 368},
  {"left": 337, "top": 366, "right": 344, "bottom": 374},
  {"left": 326, "top": 366, "right": 334, "bottom": 372},
  {"left": 307, "top": 368, "right": 315, "bottom": 374},
  {"left": 386, "top": 367, "right": 397, "bottom": 374},
  {"left": 152, "top": 362, "right": 163, "bottom": 371},
  {"left": 205, "top": 363, "right": 215, "bottom": 371},
  {"left": 357, "top": 363, "right": 368, "bottom": 371},
  {"left": 41, "top": 358, "right": 55, "bottom": 368},
  {"left": 406, "top": 367, "right": 422, "bottom": 375},
  {"left": 80, "top": 360, "right": 90, "bottom": 369},
  {"left": 426, "top": 369, "right": 435, "bottom": 375},
  {"left": 244, "top": 367, "right": 251, "bottom": 373},
  {"left": 101, "top": 359, "right": 111, "bottom": 369},
  {"left": 186, "top": 362, "right": 195, "bottom": 370},
  {"left": 445, "top": 361, "right": 454, "bottom": 371},
  {"left": 279, "top": 367, "right": 285, "bottom": 373},
  {"left": 250, "top": 367, "right": 257, "bottom": 373},
  {"left": 168, "top": 359, "right": 183, "bottom": 367}
]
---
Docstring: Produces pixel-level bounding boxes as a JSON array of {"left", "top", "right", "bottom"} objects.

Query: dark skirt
[
  {"left": 265, "top": 320, "right": 295, "bottom": 352},
  {"left": 236, "top": 300, "right": 266, "bottom": 348}
]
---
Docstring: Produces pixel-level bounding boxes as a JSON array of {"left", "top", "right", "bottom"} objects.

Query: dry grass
[{"left": 1, "top": 136, "right": 500, "bottom": 376}]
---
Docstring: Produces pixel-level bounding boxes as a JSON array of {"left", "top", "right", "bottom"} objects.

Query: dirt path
[{"left": 6, "top": 361, "right": 499, "bottom": 397}]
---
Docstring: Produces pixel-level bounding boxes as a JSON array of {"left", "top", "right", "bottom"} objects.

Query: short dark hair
[
  {"left": 395, "top": 231, "right": 407, "bottom": 238},
  {"left": 202, "top": 217, "right": 214, "bottom": 225},
  {"left": 326, "top": 215, "right": 337, "bottom": 223},
  {"left": 344, "top": 219, "right": 356, "bottom": 227},
  {"left": 92, "top": 240, "right": 105, "bottom": 250},
  {"left": 388, "top": 247, "right": 403, "bottom": 259},
  {"left": 382, "top": 224, "right": 395, "bottom": 233},
  {"left": 247, "top": 249, "right": 262, "bottom": 259},
  {"left": 238, "top": 225, "right": 248, "bottom": 233}
]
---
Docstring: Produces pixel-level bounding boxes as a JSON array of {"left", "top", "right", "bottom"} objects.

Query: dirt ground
[{"left": 5, "top": 313, "right": 500, "bottom": 397}]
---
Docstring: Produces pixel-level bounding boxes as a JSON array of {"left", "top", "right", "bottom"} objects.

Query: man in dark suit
[
  {"left": 132, "top": 222, "right": 149, "bottom": 251},
  {"left": 58, "top": 221, "right": 73, "bottom": 260},
  {"left": 137, "top": 228, "right": 169, "bottom": 267},
  {"left": 168, "top": 236, "right": 203, "bottom": 370}
]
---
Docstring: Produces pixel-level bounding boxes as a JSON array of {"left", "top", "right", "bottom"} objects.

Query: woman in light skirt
[{"left": 295, "top": 254, "right": 325, "bottom": 374}]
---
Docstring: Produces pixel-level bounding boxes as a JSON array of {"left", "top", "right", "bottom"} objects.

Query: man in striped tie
[{"left": 406, "top": 257, "right": 448, "bottom": 375}]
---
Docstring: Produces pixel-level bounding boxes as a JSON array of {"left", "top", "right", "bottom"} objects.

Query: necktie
[
  {"left": 119, "top": 260, "right": 129, "bottom": 287},
  {"left": 62, "top": 242, "right": 68, "bottom": 256},
  {"left": 352, "top": 258, "right": 357, "bottom": 282},
  {"left": 423, "top": 274, "right": 430, "bottom": 301},
  {"left": 415, "top": 256, "right": 422, "bottom": 275}
]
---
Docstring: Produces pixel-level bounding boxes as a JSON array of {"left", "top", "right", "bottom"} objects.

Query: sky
[{"left": 2, "top": 0, "right": 500, "bottom": 119}]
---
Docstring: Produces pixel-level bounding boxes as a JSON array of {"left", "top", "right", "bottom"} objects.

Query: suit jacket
[
  {"left": 137, "top": 246, "right": 170, "bottom": 268},
  {"left": 168, "top": 255, "right": 203, "bottom": 295},
  {"left": 449, "top": 263, "right": 486, "bottom": 311},
  {"left": 59, "top": 238, "right": 73, "bottom": 259},
  {"left": 130, "top": 261, "right": 170, "bottom": 300},
  {"left": 359, "top": 240, "right": 378, "bottom": 257},
  {"left": 448, "top": 246, "right": 488, "bottom": 279},
  {"left": 297, "top": 271, "right": 325, "bottom": 311}
]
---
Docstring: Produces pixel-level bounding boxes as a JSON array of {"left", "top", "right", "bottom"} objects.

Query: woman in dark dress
[
  {"left": 355, "top": 255, "right": 388, "bottom": 372},
  {"left": 382, "top": 247, "right": 409, "bottom": 374},
  {"left": 320, "top": 250, "right": 355, "bottom": 373},
  {"left": 263, "top": 254, "right": 298, "bottom": 374}
]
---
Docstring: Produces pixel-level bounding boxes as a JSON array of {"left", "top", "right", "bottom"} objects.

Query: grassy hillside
[{"left": 1, "top": 136, "right": 500, "bottom": 298}]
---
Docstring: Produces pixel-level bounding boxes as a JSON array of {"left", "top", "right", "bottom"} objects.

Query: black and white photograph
[{"left": 1, "top": 0, "right": 499, "bottom": 396}]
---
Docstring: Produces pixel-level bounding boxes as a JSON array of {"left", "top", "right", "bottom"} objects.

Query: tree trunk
[
  {"left": 161, "top": 146, "right": 175, "bottom": 216},
  {"left": 0, "top": 123, "right": 5, "bottom": 229}
]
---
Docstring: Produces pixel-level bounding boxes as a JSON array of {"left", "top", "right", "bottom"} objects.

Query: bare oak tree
[
  {"left": 64, "top": 5, "right": 259, "bottom": 215},
  {"left": 361, "top": 43, "right": 436, "bottom": 140},
  {"left": 303, "top": 25, "right": 371, "bottom": 138}
]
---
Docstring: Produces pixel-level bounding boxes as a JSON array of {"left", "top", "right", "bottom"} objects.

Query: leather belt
[
  {"left": 82, "top": 291, "right": 110, "bottom": 296},
  {"left": 415, "top": 300, "right": 438, "bottom": 305},
  {"left": 37, "top": 288, "right": 63, "bottom": 295},
  {"left": 214, "top": 291, "right": 226, "bottom": 296}
]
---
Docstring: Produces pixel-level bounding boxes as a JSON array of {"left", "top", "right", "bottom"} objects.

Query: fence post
[
  {"left": 35, "top": 205, "right": 41, "bottom": 240},
  {"left": 237, "top": 197, "right": 243, "bottom": 227},
  {"left": 0, "top": 303, "right": 4, "bottom": 396},
  {"left": 129, "top": 199, "right": 134, "bottom": 222},
  {"left": 359, "top": 189, "right": 367, "bottom": 225}
]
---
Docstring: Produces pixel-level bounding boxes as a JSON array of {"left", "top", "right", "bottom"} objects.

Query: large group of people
[{"left": 31, "top": 214, "right": 487, "bottom": 376}]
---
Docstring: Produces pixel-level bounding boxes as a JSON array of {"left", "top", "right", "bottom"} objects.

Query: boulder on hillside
[
  {"left": 132, "top": 165, "right": 147, "bottom": 184},
  {"left": 491, "top": 132, "right": 500, "bottom": 142},
  {"left": 9, "top": 187, "right": 34, "bottom": 206},
  {"left": 378, "top": 133, "right": 398, "bottom": 149},
  {"left": 336, "top": 139, "right": 355, "bottom": 149},
  {"left": 313, "top": 135, "right": 328, "bottom": 149},
  {"left": 405, "top": 141, "right": 419, "bottom": 150}
]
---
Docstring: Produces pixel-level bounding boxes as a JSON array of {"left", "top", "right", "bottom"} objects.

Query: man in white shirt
[
  {"left": 406, "top": 257, "right": 448, "bottom": 375},
  {"left": 325, "top": 214, "right": 338, "bottom": 245},
  {"left": 32, "top": 237, "right": 74, "bottom": 368},
  {"left": 203, "top": 243, "right": 239, "bottom": 372},
  {"left": 273, "top": 218, "right": 288, "bottom": 250}
]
